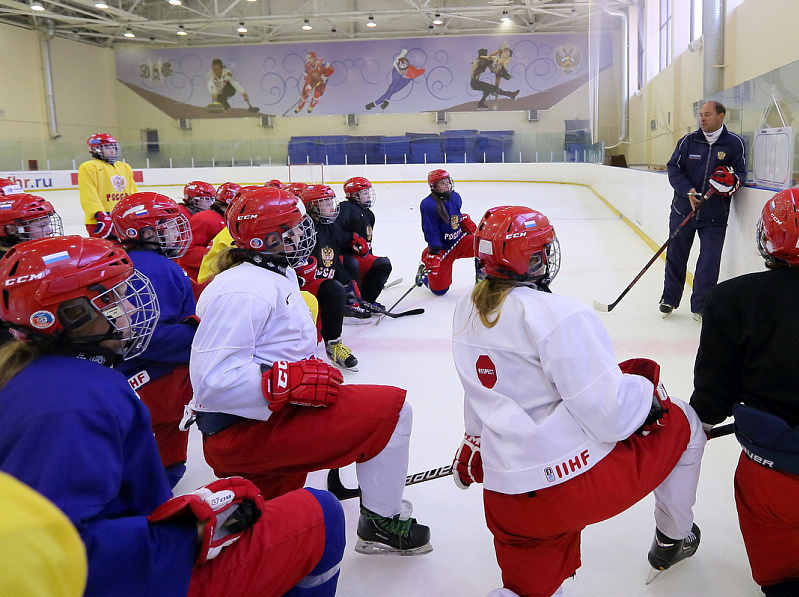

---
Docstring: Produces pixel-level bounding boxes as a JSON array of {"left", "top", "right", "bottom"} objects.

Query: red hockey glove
[
  {"left": 422, "top": 249, "right": 444, "bottom": 273},
  {"left": 619, "top": 358, "right": 672, "bottom": 435},
  {"left": 453, "top": 434, "right": 483, "bottom": 490},
  {"left": 293, "top": 257, "right": 317, "bottom": 288},
  {"left": 93, "top": 211, "right": 114, "bottom": 239},
  {"left": 261, "top": 359, "right": 343, "bottom": 412},
  {"left": 460, "top": 213, "right": 477, "bottom": 235},
  {"left": 149, "top": 477, "right": 263, "bottom": 565},
  {"left": 351, "top": 233, "right": 370, "bottom": 256},
  {"left": 708, "top": 166, "right": 740, "bottom": 195}
]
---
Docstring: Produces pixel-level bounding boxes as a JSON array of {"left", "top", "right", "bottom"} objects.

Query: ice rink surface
[{"left": 48, "top": 180, "right": 761, "bottom": 596}]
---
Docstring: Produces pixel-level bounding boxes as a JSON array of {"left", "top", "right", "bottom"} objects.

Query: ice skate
[
  {"left": 380, "top": 100, "right": 389, "bottom": 110},
  {"left": 355, "top": 504, "right": 432, "bottom": 556},
  {"left": 477, "top": 101, "right": 488, "bottom": 110},
  {"left": 659, "top": 301, "right": 674, "bottom": 319},
  {"left": 325, "top": 337, "right": 358, "bottom": 371},
  {"left": 509, "top": 89, "right": 520, "bottom": 100},
  {"left": 646, "top": 523, "right": 700, "bottom": 584},
  {"left": 343, "top": 303, "right": 372, "bottom": 324},
  {"left": 365, "top": 102, "right": 376, "bottom": 110}
]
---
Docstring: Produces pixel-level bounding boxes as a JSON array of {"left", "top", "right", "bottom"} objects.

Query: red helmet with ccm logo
[
  {"left": 757, "top": 188, "right": 799, "bottom": 267},
  {"left": 0, "top": 236, "right": 159, "bottom": 359},
  {"left": 111, "top": 192, "right": 192, "bottom": 259},
  {"left": 343, "top": 177, "right": 376, "bottom": 208},
  {"left": 475, "top": 205, "right": 560, "bottom": 285},
  {"left": 226, "top": 186, "right": 316, "bottom": 267}
]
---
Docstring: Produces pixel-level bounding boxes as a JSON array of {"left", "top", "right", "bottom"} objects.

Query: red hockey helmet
[
  {"left": 0, "top": 193, "right": 63, "bottom": 243},
  {"left": 0, "top": 236, "right": 159, "bottom": 359},
  {"left": 475, "top": 206, "right": 560, "bottom": 285},
  {"left": 87, "top": 133, "right": 120, "bottom": 164},
  {"left": 286, "top": 182, "right": 308, "bottom": 199},
  {"left": 428, "top": 169, "right": 453, "bottom": 197},
  {"left": 183, "top": 181, "right": 217, "bottom": 212},
  {"left": 265, "top": 179, "right": 285, "bottom": 190},
  {"left": 301, "top": 184, "right": 339, "bottom": 224},
  {"left": 0, "top": 178, "right": 24, "bottom": 197},
  {"left": 757, "top": 188, "right": 799, "bottom": 267},
  {"left": 111, "top": 192, "right": 192, "bottom": 259},
  {"left": 343, "top": 177, "right": 376, "bottom": 208},
  {"left": 216, "top": 182, "right": 243, "bottom": 206},
  {"left": 227, "top": 186, "right": 316, "bottom": 267}
]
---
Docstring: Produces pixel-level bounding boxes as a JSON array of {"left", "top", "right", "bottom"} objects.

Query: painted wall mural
[{"left": 115, "top": 33, "right": 612, "bottom": 119}]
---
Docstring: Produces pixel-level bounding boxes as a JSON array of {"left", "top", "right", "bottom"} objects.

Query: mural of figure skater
[
  {"left": 470, "top": 46, "right": 518, "bottom": 110},
  {"left": 365, "top": 49, "right": 425, "bottom": 112},
  {"left": 294, "top": 51, "right": 335, "bottom": 114},
  {"left": 207, "top": 58, "right": 250, "bottom": 112}
]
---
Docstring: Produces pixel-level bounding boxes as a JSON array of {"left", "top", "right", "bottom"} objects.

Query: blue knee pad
[
  {"left": 164, "top": 462, "right": 186, "bottom": 489},
  {"left": 284, "top": 488, "right": 345, "bottom": 597},
  {"left": 431, "top": 287, "right": 449, "bottom": 296}
]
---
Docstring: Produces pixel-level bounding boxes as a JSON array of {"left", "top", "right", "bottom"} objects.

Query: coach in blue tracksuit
[{"left": 659, "top": 100, "right": 747, "bottom": 320}]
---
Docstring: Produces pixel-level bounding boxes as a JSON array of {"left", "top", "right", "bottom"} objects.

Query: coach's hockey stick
[
  {"left": 593, "top": 189, "right": 715, "bottom": 313},
  {"left": 327, "top": 423, "right": 735, "bottom": 501}
]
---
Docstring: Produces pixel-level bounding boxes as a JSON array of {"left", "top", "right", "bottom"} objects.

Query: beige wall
[{"left": 0, "top": 24, "right": 48, "bottom": 140}]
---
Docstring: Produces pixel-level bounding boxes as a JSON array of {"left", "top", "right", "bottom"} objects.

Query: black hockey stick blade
[
  {"left": 381, "top": 308, "right": 425, "bottom": 319},
  {"left": 709, "top": 422, "right": 733, "bottom": 439}
]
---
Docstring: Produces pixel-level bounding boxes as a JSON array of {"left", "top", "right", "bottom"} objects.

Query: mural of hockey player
[
  {"left": 365, "top": 49, "right": 425, "bottom": 112},
  {"left": 206, "top": 58, "right": 252, "bottom": 113},
  {"left": 294, "top": 52, "right": 334, "bottom": 114},
  {"left": 470, "top": 46, "right": 518, "bottom": 111}
]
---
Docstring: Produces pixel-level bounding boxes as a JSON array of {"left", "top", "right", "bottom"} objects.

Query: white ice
[{"left": 47, "top": 181, "right": 760, "bottom": 596}]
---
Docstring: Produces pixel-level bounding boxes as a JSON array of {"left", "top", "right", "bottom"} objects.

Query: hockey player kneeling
[{"left": 451, "top": 205, "right": 707, "bottom": 596}]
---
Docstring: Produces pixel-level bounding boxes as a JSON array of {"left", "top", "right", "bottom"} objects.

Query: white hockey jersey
[
  {"left": 452, "top": 286, "right": 652, "bottom": 494},
  {"left": 190, "top": 261, "right": 317, "bottom": 420}
]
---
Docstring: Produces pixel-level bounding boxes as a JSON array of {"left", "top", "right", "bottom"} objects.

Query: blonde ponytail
[
  {"left": 0, "top": 340, "right": 39, "bottom": 391},
  {"left": 470, "top": 278, "right": 515, "bottom": 328}
]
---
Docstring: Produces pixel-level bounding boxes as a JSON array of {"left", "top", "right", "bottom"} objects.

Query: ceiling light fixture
[
  {"left": 500, "top": 10, "right": 511, "bottom": 22},
  {"left": 432, "top": 13, "right": 443, "bottom": 25},
  {"left": 124, "top": 28, "right": 135, "bottom": 37},
  {"left": 367, "top": 15, "right": 376, "bottom": 27},
  {"left": 168, "top": 0, "right": 182, "bottom": 5},
  {"left": 302, "top": 18, "right": 312, "bottom": 30},
  {"left": 94, "top": 1, "right": 108, "bottom": 8},
  {"left": 30, "top": 1, "right": 45, "bottom": 10},
  {"left": 176, "top": 24, "right": 187, "bottom": 35},
  {"left": 237, "top": 22, "right": 247, "bottom": 33}
]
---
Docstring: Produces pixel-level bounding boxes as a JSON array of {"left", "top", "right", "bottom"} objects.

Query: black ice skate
[
  {"left": 355, "top": 505, "right": 432, "bottom": 556},
  {"left": 343, "top": 303, "right": 372, "bottom": 324},
  {"left": 380, "top": 100, "right": 390, "bottom": 110},
  {"left": 325, "top": 337, "right": 358, "bottom": 371},
  {"left": 365, "top": 102, "right": 376, "bottom": 110},
  {"left": 646, "top": 523, "right": 700, "bottom": 584}
]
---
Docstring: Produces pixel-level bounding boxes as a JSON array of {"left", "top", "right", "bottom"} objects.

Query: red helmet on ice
[
  {"left": 343, "top": 177, "right": 376, "bottom": 208},
  {"left": 87, "top": 133, "right": 120, "bottom": 164},
  {"left": 216, "top": 182, "right": 243, "bottom": 206},
  {"left": 265, "top": 179, "right": 285, "bottom": 190},
  {"left": 111, "top": 192, "right": 192, "bottom": 259},
  {"left": 227, "top": 186, "right": 316, "bottom": 267},
  {"left": 183, "top": 181, "right": 217, "bottom": 213},
  {"left": 757, "top": 189, "right": 799, "bottom": 267},
  {"left": 427, "top": 169, "right": 453, "bottom": 198},
  {"left": 475, "top": 206, "right": 560, "bottom": 285},
  {"left": 301, "top": 184, "right": 339, "bottom": 224},
  {"left": 0, "top": 178, "right": 24, "bottom": 197},
  {"left": 0, "top": 193, "right": 63, "bottom": 243},
  {"left": 0, "top": 236, "right": 159, "bottom": 359}
]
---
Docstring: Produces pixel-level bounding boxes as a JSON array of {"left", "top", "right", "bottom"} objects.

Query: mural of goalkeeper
[
  {"left": 365, "top": 49, "right": 425, "bottom": 112},
  {"left": 295, "top": 51, "right": 334, "bottom": 114}
]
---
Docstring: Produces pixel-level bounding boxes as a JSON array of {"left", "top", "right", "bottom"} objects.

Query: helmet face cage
[
  {"left": 156, "top": 214, "right": 192, "bottom": 258},
  {"left": 184, "top": 182, "right": 217, "bottom": 212},
  {"left": 302, "top": 186, "right": 340, "bottom": 224},
  {"left": 89, "top": 271, "right": 160, "bottom": 360},
  {"left": 217, "top": 183, "right": 242, "bottom": 206},
  {"left": 88, "top": 134, "right": 120, "bottom": 164},
  {"left": 428, "top": 170, "right": 454, "bottom": 196},
  {"left": 756, "top": 190, "right": 799, "bottom": 266},
  {"left": 281, "top": 215, "right": 317, "bottom": 267},
  {"left": 344, "top": 178, "right": 376, "bottom": 207},
  {"left": 14, "top": 213, "right": 64, "bottom": 242}
]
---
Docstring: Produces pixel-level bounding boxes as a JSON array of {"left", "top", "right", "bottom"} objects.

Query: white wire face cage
[
  {"left": 92, "top": 143, "right": 120, "bottom": 164},
  {"left": 312, "top": 196, "right": 340, "bottom": 224},
  {"left": 354, "top": 187, "right": 376, "bottom": 208},
  {"left": 544, "top": 235, "right": 561, "bottom": 284},
  {"left": 190, "top": 195, "right": 215, "bottom": 212},
  {"left": 91, "top": 270, "right": 160, "bottom": 360},
  {"left": 156, "top": 215, "right": 192, "bottom": 259},
  {"left": 282, "top": 215, "right": 317, "bottom": 267},
  {"left": 16, "top": 213, "right": 64, "bottom": 241}
]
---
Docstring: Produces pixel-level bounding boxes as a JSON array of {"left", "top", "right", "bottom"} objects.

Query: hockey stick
[
  {"left": 383, "top": 278, "right": 403, "bottom": 290},
  {"left": 281, "top": 95, "right": 303, "bottom": 117},
  {"left": 593, "top": 189, "right": 715, "bottom": 313},
  {"left": 363, "top": 301, "right": 424, "bottom": 319},
  {"left": 378, "top": 234, "right": 470, "bottom": 325},
  {"left": 327, "top": 423, "right": 736, "bottom": 501}
]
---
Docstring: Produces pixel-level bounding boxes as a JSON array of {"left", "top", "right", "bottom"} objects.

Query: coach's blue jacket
[{"left": 666, "top": 124, "right": 747, "bottom": 224}]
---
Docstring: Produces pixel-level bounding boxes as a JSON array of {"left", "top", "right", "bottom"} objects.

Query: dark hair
[
  {"left": 705, "top": 100, "right": 726, "bottom": 115},
  {"left": 212, "top": 58, "right": 223, "bottom": 68},
  {"left": 478, "top": 48, "right": 488, "bottom": 57}
]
